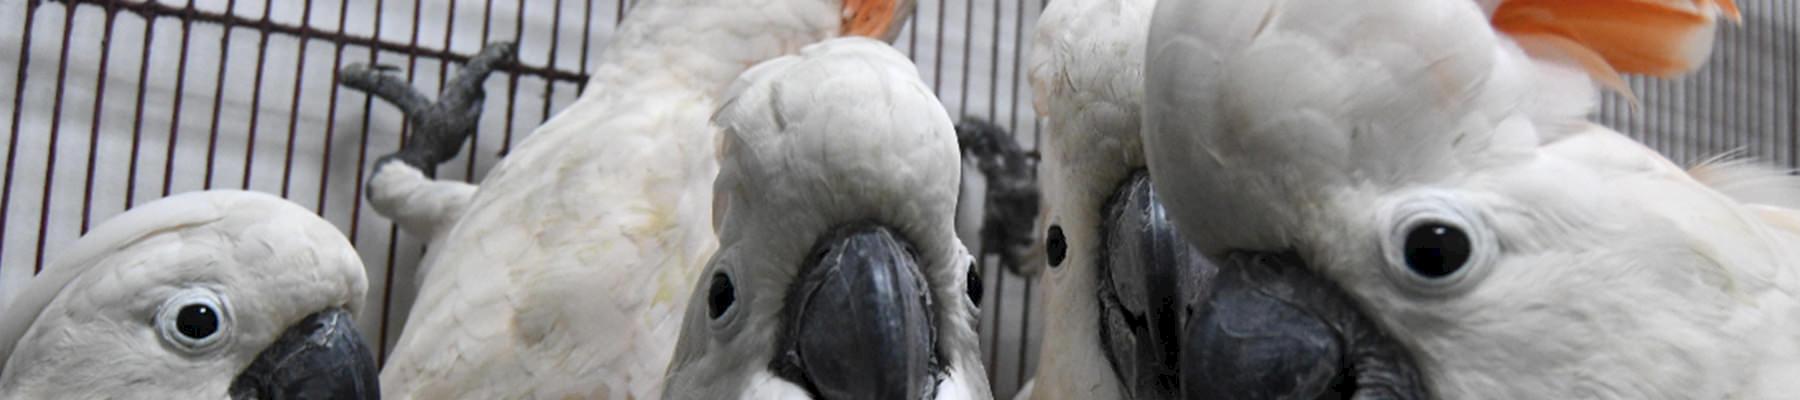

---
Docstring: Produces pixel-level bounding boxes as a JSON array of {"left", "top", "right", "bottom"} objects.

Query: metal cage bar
[
  {"left": 0, "top": 0, "right": 1046, "bottom": 397},
  {"left": 6, "top": 1, "right": 1795, "bottom": 399}
]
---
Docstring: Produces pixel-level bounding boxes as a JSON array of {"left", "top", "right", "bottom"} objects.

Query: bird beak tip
[{"left": 230, "top": 307, "right": 381, "bottom": 400}]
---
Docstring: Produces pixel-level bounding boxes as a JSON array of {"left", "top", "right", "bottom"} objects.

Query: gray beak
[
  {"left": 1098, "top": 172, "right": 1426, "bottom": 399},
  {"left": 1098, "top": 171, "right": 1213, "bottom": 399},
  {"left": 771, "top": 225, "right": 939, "bottom": 400},
  {"left": 1183, "top": 252, "right": 1426, "bottom": 400},
  {"left": 229, "top": 307, "right": 380, "bottom": 400}
]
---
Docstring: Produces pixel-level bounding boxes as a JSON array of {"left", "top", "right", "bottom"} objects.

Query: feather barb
[{"left": 1491, "top": 0, "right": 1739, "bottom": 85}]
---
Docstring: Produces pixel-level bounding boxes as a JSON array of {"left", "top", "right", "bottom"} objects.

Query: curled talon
[
  {"left": 956, "top": 116, "right": 1044, "bottom": 276},
  {"left": 336, "top": 41, "right": 518, "bottom": 179}
]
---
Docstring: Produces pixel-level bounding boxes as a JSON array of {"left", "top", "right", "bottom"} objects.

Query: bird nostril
[{"left": 1325, "top": 367, "right": 1358, "bottom": 399}]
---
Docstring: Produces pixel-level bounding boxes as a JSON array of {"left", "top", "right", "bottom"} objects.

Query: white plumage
[
  {"left": 1022, "top": 0, "right": 1154, "bottom": 397},
  {"left": 1142, "top": 0, "right": 1800, "bottom": 397},
  {"left": 662, "top": 36, "right": 988, "bottom": 399},
  {"left": 0, "top": 190, "right": 369, "bottom": 398},
  {"left": 368, "top": 0, "right": 914, "bottom": 398}
]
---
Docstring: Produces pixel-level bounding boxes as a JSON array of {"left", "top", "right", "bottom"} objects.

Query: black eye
[
  {"left": 1403, "top": 223, "right": 1472, "bottom": 278},
  {"left": 966, "top": 262, "right": 984, "bottom": 305},
  {"left": 708, "top": 273, "right": 736, "bottom": 319},
  {"left": 1046, "top": 225, "right": 1067, "bottom": 268},
  {"left": 176, "top": 304, "right": 220, "bottom": 339}
]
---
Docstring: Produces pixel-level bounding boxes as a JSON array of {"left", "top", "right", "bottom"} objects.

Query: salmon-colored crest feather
[
  {"left": 1490, "top": 0, "right": 1739, "bottom": 88},
  {"left": 843, "top": 0, "right": 901, "bottom": 38}
]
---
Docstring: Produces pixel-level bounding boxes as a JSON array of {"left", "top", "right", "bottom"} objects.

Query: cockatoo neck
[{"left": 586, "top": 0, "right": 840, "bottom": 98}]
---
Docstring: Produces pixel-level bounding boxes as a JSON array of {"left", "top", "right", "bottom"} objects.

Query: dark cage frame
[
  {"left": 7, "top": 1, "right": 1798, "bottom": 399},
  {"left": 0, "top": 0, "right": 1052, "bottom": 397}
]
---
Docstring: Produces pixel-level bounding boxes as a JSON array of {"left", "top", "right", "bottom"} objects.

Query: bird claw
[
  {"left": 956, "top": 117, "right": 1045, "bottom": 277},
  {"left": 338, "top": 41, "right": 518, "bottom": 178}
]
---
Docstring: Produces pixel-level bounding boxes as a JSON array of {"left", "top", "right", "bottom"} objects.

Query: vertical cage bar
[
  {"left": 1010, "top": 0, "right": 1035, "bottom": 388},
  {"left": 0, "top": 0, "right": 39, "bottom": 266},
  {"left": 281, "top": 0, "right": 316, "bottom": 199},
  {"left": 1792, "top": 0, "right": 1799, "bottom": 169},
  {"left": 124, "top": 10, "right": 157, "bottom": 209},
  {"left": 201, "top": 0, "right": 240, "bottom": 189},
  {"left": 241, "top": 0, "right": 275, "bottom": 190},
  {"left": 576, "top": 0, "right": 594, "bottom": 94},
  {"left": 540, "top": 0, "right": 563, "bottom": 123},
  {"left": 469, "top": 0, "right": 499, "bottom": 179},
  {"left": 317, "top": 0, "right": 348, "bottom": 214},
  {"left": 354, "top": 0, "right": 387, "bottom": 357},
  {"left": 933, "top": 0, "right": 947, "bottom": 93},
  {"left": 79, "top": 5, "right": 121, "bottom": 233},
  {"left": 32, "top": 3, "right": 84, "bottom": 272},
  {"left": 157, "top": 1, "right": 191, "bottom": 199},
  {"left": 499, "top": 0, "right": 524, "bottom": 155}
]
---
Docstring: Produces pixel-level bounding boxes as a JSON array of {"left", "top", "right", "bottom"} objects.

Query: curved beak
[
  {"left": 1097, "top": 171, "right": 1213, "bottom": 398},
  {"left": 229, "top": 307, "right": 380, "bottom": 400},
  {"left": 1098, "top": 172, "right": 1426, "bottom": 399},
  {"left": 1183, "top": 252, "right": 1427, "bottom": 399},
  {"left": 772, "top": 225, "right": 939, "bottom": 400}
]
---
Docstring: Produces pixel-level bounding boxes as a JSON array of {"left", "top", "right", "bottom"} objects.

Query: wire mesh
[{"left": 0, "top": 0, "right": 1045, "bottom": 397}]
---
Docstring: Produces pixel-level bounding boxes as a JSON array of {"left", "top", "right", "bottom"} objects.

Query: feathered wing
[
  {"left": 1489, "top": 2, "right": 1800, "bottom": 396},
  {"left": 378, "top": 84, "right": 722, "bottom": 399},
  {"left": 374, "top": 0, "right": 927, "bottom": 396}
]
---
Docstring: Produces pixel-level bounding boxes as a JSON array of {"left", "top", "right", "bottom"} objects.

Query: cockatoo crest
[
  {"left": 667, "top": 37, "right": 987, "bottom": 398},
  {"left": 1482, "top": 0, "right": 1740, "bottom": 98},
  {"left": 1143, "top": 0, "right": 1800, "bottom": 398},
  {"left": 709, "top": 38, "right": 964, "bottom": 267}
]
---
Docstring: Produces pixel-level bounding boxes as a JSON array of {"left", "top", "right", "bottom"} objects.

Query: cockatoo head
[
  {"left": 626, "top": 0, "right": 917, "bottom": 67},
  {"left": 0, "top": 190, "right": 376, "bottom": 399},
  {"left": 643, "top": 0, "right": 917, "bottom": 39},
  {"left": 1144, "top": 0, "right": 1740, "bottom": 397},
  {"left": 1028, "top": 1, "right": 1419, "bottom": 399},
  {"left": 664, "top": 37, "right": 988, "bottom": 399}
]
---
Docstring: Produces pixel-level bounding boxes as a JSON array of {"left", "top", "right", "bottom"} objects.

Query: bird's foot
[
  {"left": 339, "top": 42, "right": 518, "bottom": 178},
  {"left": 955, "top": 117, "right": 1045, "bottom": 276}
]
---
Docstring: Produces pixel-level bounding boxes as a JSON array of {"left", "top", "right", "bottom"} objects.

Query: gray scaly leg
[
  {"left": 340, "top": 42, "right": 518, "bottom": 180},
  {"left": 957, "top": 117, "right": 1043, "bottom": 277}
]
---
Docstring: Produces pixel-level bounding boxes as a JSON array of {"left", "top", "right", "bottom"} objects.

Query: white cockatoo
[
  {"left": 1025, "top": 0, "right": 1164, "bottom": 398},
  {"left": 662, "top": 37, "right": 989, "bottom": 399},
  {"left": 336, "top": 0, "right": 917, "bottom": 398},
  {"left": 1027, "top": 1, "right": 1392, "bottom": 398},
  {"left": 1139, "top": 0, "right": 1800, "bottom": 398},
  {"left": 0, "top": 190, "right": 377, "bottom": 399}
]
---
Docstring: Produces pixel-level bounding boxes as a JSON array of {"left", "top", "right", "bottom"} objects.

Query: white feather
[
  {"left": 663, "top": 37, "right": 986, "bottom": 399},
  {"left": 1687, "top": 152, "right": 1800, "bottom": 210},
  {"left": 1142, "top": 0, "right": 1800, "bottom": 398},
  {"left": 373, "top": 1, "right": 903, "bottom": 398},
  {"left": 1024, "top": 0, "right": 1155, "bottom": 397},
  {"left": 0, "top": 190, "right": 366, "bottom": 398}
]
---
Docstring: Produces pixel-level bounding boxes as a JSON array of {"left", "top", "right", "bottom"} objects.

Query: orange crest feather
[
  {"left": 842, "top": 0, "right": 906, "bottom": 39},
  {"left": 1490, "top": 0, "right": 1740, "bottom": 86}
]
